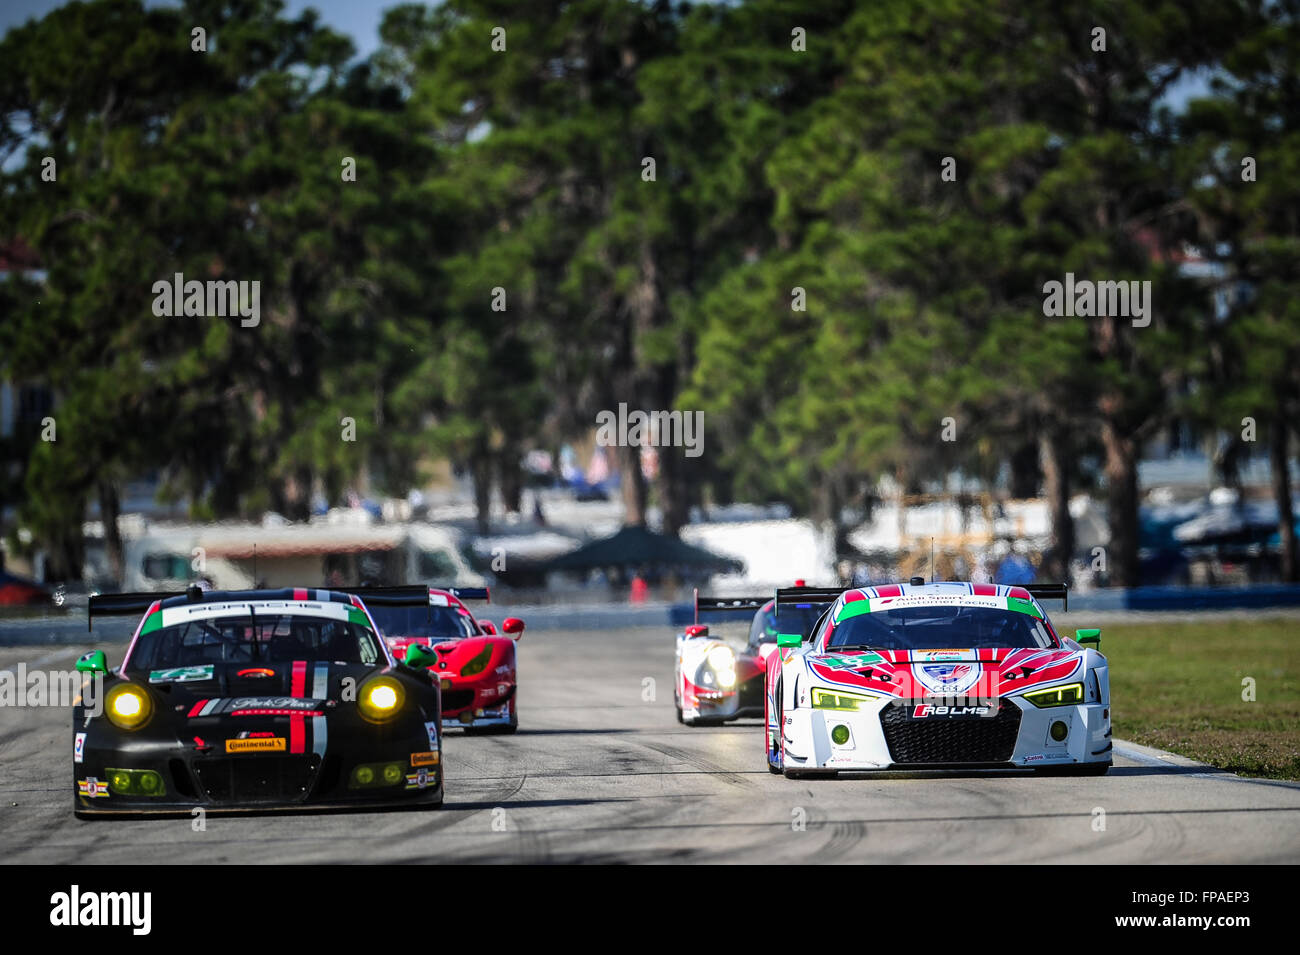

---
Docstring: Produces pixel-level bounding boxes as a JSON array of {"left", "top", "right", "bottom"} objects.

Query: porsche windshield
[
  {"left": 129, "top": 613, "right": 384, "bottom": 669},
  {"left": 367, "top": 605, "right": 479, "bottom": 640},
  {"left": 826, "top": 605, "right": 1056, "bottom": 651}
]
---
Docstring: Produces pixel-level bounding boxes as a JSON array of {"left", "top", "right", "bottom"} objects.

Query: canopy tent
[{"left": 544, "top": 525, "right": 743, "bottom": 576}]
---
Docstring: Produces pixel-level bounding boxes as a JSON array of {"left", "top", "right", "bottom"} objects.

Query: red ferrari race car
[
  {"left": 362, "top": 587, "right": 525, "bottom": 734},
  {"left": 674, "top": 586, "right": 840, "bottom": 725}
]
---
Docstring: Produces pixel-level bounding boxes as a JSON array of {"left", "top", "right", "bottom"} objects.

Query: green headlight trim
[
  {"left": 460, "top": 645, "right": 494, "bottom": 676},
  {"left": 105, "top": 768, "right": 165, "bottom": 797},
  {"left": 1023, "top": 682, "right": 1084, "bottom": 707},
  {"left": 812, "top": 687, "right": 875, "bottom": 710}
]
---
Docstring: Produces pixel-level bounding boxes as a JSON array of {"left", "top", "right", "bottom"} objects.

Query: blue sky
[{"left": 0, "top": 0, "right": 395, "bottom": 58}]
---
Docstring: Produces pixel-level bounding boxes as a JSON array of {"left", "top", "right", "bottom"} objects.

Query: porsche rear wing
[
  {"left": 87, "top": 592, "right": 185, "bottom": 631},
  {"left": 1023, "top": 583, "right": 1068, "bottom": 612}
]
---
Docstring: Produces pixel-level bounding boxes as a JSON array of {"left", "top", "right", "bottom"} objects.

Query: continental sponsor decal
[
  {"left": 225, "top": 737, "right": 287, "bottom": 753},
  {"left": 77, "top": 777, "right": 110, "bottom": 797},
  {"left": 410, "top": 751, "right": 440, "bottom": 767}
]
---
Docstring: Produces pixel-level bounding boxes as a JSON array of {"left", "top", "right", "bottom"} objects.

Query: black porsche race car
[{"left": 73, "top": 586, "right": 444, "bottom": 816}]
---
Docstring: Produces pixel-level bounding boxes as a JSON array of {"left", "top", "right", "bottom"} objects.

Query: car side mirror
[
  {"left": 75, "top": 650, "right": 108, "bottom": 674},
  {"left": 1076, "top": 628, "right": 1101, "bottom": 649},
  {"left": 502, "top": 617, "right": 525, "bottom": 637},
  {"left": 403, "top": 644, "right": 438, "bottom": 669},
  {"left": 776, "top": 633, "right": 802, "bottom": 648},
  {"left": 480, "top": 620, "right": 498, "bottom": 635}
]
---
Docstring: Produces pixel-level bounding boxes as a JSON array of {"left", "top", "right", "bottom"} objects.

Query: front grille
[
  {"left": 193, "top": 756, "right": 320, "bottom": 803},
  {"left": 441, "top": 690, "right": 475, "bottom": 711},
  {"left": 879, "top": 701, "right": 1021, "bottom": 764}
]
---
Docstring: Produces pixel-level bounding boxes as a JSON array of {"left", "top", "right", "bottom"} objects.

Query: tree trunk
[
  {"left": 1270, "top": 419, "right": 1297, "bottom": 582},
  {"left": 1009, "top": 440, "right": 1041, "bottom": 499},
  {"left": 620, "top": 444, "right": 647, "bottom": 527},
  {"left": 1101, "top": 421, "right": 1141, "bottom": 586},
  {"left": 498, "top": 451, "right": 523, "bottom": 515},
  {"left": 98, "top": 480, "right": 125, "bottom": 587},
  {"left": 1038, "top": 429, "right": 1074, "bottom": 584},
  {"left": 471, "top": 448, "right": 492, "bottom": 535}
]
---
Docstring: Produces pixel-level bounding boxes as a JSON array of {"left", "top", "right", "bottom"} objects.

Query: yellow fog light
[
  {"left": 105, "top": 768, "right": 165, "bottom": 797},
  {"left": 353, "top": 766, "right": 375, "bottom": 786},
  {"left": 357, "top": 677, "right": 405, "bottom": 722},
  {"left": 1050, "top": 720, "right": 1069, "bottom": 742},
  {"left": 382, "top": 763, "right": 403, "bottom": 784},
  {"left": 105, "top": 684, "right": 153, "bottom": 730}
]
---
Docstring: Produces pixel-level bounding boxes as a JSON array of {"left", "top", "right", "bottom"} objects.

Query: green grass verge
[{"left": 1089, "top": 617, "right": 1300, "bottom": 780}]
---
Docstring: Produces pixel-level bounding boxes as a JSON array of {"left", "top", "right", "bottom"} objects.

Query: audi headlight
[
  {"left": 1022, "top": 683, "right": 1084, "bottom": 708},
  {"left": 357, "top": 676, "right": 406, "bottom": 722},
  {"left": 811, "top": 688, "right": 877, "bottom": 711},
  {"left": 105, "top": 684, "right": 153, "bottom": 730}
]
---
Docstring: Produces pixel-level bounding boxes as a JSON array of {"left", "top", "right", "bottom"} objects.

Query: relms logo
[
  {"left": 912, "top": 704, "right": 991, "bottom": 718},
  {"left": 49, "top": 885, "right": 151, "bottom": 935}
]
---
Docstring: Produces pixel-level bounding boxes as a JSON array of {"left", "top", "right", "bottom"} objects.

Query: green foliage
[{"left": 1, "top": 0, "right": 1296, "bottom": 583}]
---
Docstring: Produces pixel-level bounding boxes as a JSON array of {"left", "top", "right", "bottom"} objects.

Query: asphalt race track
[{"left": 2, "top": 627, "right": 1298, "bottom": 864}]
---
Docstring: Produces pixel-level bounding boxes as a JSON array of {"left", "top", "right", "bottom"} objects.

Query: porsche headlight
[
  {"left": 811, "top": 688, "right": 877, "bottom": 711},
  {"left": 105, "top": 684, "right": 153, "bottom": 730},
  {"left": 460, "top": 645, "right": 494, "bottom": 677},
  {"left": 1023, "top": 683, "right": 1084, "bottom": 708},
  {"left": 357, "top": 676, "right": 406, "bottom": 722}
]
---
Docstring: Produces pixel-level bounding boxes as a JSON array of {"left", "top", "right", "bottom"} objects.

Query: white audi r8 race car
[{"left": 764, "top": 579, "right": 1111, "bottom": 777}]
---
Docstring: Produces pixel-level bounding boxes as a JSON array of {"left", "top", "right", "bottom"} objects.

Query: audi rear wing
[
  {"left": 88, "top": 592, "right": 184, "bottom": 631},
  {"left": 1023, "top": 583, "right": 1068, "bottom": 612},
  {"left": 773, "top": 587, "right": 844, "bottom": 608}
]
